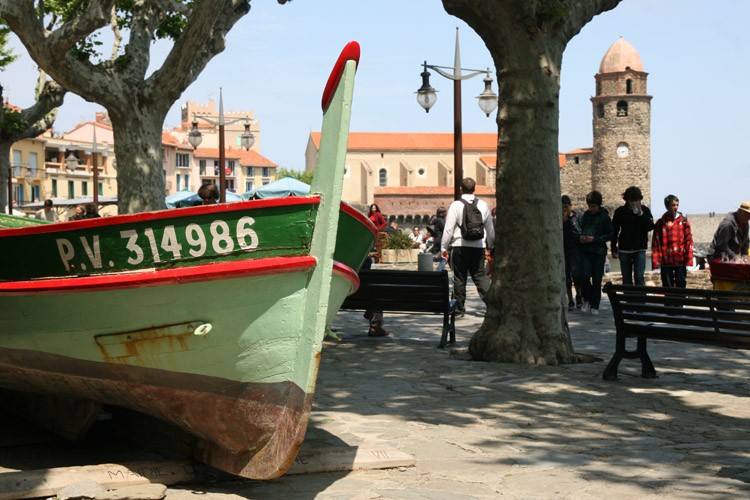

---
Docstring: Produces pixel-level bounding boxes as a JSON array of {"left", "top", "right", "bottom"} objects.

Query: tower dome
[{"left": 598, "top": 37, "right": 643, "bottom": 73}]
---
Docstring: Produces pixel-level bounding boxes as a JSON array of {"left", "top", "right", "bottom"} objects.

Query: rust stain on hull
[{"left": 0, "top": 346, "right": 315, "bottom": 479}]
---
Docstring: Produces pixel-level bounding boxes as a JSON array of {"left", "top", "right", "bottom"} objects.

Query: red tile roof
[
  {"left": 310, "top": 132, "right": 498, "bottom": 152},
  {"left": 68, "top": 120, "right": 114, "bottom": 134},
  {"left": 161, "top": 132, "right": 182, "bottom": 147},
  {"left": 193, "top": 147, "right": 276, "bottom": 167},
  {"left": 479, "top": 155, "right": 496, "bottom": 168},
  {"left": 565, "top": 148, "right": 593, "bottom": 155}
]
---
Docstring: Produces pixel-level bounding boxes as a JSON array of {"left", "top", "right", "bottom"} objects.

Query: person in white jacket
[{"left": 440, "top": 177, "right": 495, "bottom": 316}]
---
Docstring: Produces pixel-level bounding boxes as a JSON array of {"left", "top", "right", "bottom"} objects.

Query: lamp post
[
  {"left": 92, "top": 120, "right": 99, "bottom": 206},
  {"left": 187, "top": 88, "right": 256, "bottom": 203},
  {"left": 416, "top": 28, "right": 498, "bottom": 200},
  {"left": 6, "top": 166, "right": 11, "bottom": 214}
]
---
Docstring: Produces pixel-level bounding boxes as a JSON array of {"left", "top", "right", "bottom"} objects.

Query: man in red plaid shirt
[{"left": 651, "top": 194, "right": 693, "bottom": 288}]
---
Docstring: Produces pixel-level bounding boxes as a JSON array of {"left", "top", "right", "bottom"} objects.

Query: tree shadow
[{"left": 237, "top": 300, "right": 750, "bottom": 496}]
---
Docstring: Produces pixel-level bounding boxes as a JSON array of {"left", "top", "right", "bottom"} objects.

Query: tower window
[
  {"left": 616, "top": 100, "right": 628, "bottom": 117},
  {"left": 379, "top": 168, "right": 387, "bottom": 186},
  {"left": 597, "top": 103, "right": 605, "bottom": 118},
  {"left": 574, "top": 156, "right": 580, "bottom": 165},
  {"left": 626, "top": 79, "right": 633, "bottom": 94}
]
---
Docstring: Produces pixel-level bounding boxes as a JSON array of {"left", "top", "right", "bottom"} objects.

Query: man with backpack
[{"left": 440, "top": 177, "right": 495, "bottom": 316}]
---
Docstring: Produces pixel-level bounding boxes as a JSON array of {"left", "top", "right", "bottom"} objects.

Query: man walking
[{"left": 440, "top": 178, "right": 495, "bottom": 316}]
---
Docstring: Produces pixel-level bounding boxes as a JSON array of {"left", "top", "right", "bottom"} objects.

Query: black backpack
[{"left": 460, "top": 199, "right": 485, "bottom": 241}]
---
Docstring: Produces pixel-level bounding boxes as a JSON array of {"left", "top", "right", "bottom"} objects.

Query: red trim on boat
[
  {"left": 321, "top": 41, "right": 360, "bottom": 112},
  {"left": 340, "top": 202, "right": 378, "bottom": 239},
  {"left": 0, "top": 196, "right": 321, "bottom": 238},
  {"left": 332, "top": 261, "right": 360, "bottom": 294},
  {"left": 0, "top": 256, "right": 317, "bottom": 295}
]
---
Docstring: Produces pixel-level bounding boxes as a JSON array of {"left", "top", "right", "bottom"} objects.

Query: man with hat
[{"left": 707, "top": 201, "right": 750, "bottom": 262}]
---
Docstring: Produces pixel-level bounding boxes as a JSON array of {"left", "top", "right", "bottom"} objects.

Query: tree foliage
[
  {"left": 0, "top": 16, "right": 17, "bottom": 69},
  {"left": 275, "top": 167, "right": 314, "bottom": 186},
  {"left": 0, "top": 0, "right": 290, "bottom": 214},
  {"left": 440, "top": 0, "right": 622, "bottom": 364}
]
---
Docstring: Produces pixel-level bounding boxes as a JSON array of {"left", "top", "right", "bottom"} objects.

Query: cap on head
[{"left": 739, "top": 201, "right": 750, "bottom": 215}]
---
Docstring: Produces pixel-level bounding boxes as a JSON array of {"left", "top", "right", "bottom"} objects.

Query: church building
[{"left": 306, "top": 37, "right": 651, "bottom": 219}]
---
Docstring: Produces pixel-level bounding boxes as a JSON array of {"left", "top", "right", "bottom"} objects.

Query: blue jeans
[
  {"left": 581, "top": 253, "right": 606, "bottom": 309},
  {"left": 619, "top": 250, "right": 646, "bottom": 286},
  {"left": 660, "top": 266, "right": 687, "bottom": 288}
]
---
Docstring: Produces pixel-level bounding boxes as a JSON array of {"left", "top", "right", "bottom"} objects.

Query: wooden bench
[
  {"left": 602, "top": 283, "right": 750, "bottom": 380},
  {"left": 341, "top": 267, "right": 457, "bottom": 348}
]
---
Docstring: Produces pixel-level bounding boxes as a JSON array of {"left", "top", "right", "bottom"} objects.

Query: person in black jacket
[
  {"left": 562, "top": 195, "right": 582, "bottom": 311},
  {"left": 575, "top": 191, "right": 613, "bottom": 315},
  {"left": 611, "top": 186, "right": 654, "bottom": 286}
]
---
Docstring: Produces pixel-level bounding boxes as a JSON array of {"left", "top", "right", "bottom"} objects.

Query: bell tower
[{"left": 591, "top": 37, "right": 652, "bottom": 213}]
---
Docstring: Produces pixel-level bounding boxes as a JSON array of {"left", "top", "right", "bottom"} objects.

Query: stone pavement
[{"left": 165, "top": 273, "right": 750, "bottom": 499}]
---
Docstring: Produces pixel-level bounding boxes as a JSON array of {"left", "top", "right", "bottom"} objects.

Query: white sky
[{"left": 2, "top": 0, "right": 748, "bottom": 213}]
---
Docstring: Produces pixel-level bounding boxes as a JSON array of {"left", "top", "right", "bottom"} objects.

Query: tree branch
[
  {"left": 0, "top": 0, "right": 115, "bottom": 101},
  {"left": 148, "top": 0, "right": 250, "bottom": 103}
]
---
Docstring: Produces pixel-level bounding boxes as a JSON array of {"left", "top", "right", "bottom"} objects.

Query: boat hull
[{"left": 0, "top": 256, "right": 361, "bottom": 478}]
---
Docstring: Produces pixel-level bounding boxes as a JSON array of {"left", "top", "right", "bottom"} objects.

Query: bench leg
[
  {"left": 602, "top": 353, "right": 622, "bottom": 380},
  {"left": 437, "top": 312, "right": 457, "bottom": 349},
  {"left": 603, "top": 334, "right": 657, "bottom": 380},
  {"left": 636, "top": 337, "right": 657, "bottom": 378}
]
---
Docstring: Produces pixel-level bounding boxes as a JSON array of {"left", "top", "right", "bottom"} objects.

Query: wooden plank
[
  {"left": 287, "top": 445, "right": 415, "bottom": 475},
  {"left": 0, "top": 460, "right": 198, "bottom": 500}
]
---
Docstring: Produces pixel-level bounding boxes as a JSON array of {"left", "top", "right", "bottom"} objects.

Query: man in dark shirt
[
  {"left": 707, "top": 201, "right": 750, "bottom": 262},
  {"left": 611, "top": 186, "right": 654, "bottom": 285}
]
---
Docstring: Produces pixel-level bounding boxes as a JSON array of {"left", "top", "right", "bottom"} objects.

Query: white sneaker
[
  {"left": 581, "top": 302, "right": 591, "bottom": 313},
  {"left": 590, "top": 308, "right": 599, "bottom": 315}
]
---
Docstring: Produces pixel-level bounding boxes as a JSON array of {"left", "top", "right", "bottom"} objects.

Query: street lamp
[
  {"left": 65, "top": 153, "right": 79, "bottom": 172},
  {"left": 187, "top": 87, "right": 256, "bottom": 203},
  {"left": 416, "top": 28, "right": 498, "bottom": 200}
]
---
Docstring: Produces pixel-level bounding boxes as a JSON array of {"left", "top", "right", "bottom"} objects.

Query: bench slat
[{"left": 616, "top": 324, "right": 750, "bottom": 349}]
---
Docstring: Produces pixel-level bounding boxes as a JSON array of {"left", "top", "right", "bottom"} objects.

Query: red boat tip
[{"left": 321, "top": 41, "right": 360, "bottom": 112}]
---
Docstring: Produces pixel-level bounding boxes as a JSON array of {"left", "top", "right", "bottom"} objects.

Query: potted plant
[{"left": 381, "top": 231, "right": 420, "bottom": 263}]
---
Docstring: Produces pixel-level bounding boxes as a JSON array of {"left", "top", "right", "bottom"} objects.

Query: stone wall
[
  {"left": 591, "top": 96, "right": 652, "bottom": 214},
  {"left": 684, "top": 212, "right": 725, "bottom": 247},
  {"left": 560, "top": 152, "right": 593, "bottom": 212}
]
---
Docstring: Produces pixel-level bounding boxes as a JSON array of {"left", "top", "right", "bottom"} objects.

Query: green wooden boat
[
  {"left": 0, "top": 213, "right": 49, "bottom": 229},
  {"left": 0, "top": 42, "right": 372, "bottom": 479}
]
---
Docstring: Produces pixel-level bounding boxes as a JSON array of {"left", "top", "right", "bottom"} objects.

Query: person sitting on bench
[{"left": 360, "top": 255, "right": 388, "bottom": 337}]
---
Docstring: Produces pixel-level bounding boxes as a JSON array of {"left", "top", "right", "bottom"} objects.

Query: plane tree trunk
[{"left": 441, "top": 0, "right": 622, "bottom": 364}]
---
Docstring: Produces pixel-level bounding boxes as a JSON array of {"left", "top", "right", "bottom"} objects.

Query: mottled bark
[
  {"left": 0, "top": 0, "right": 254, "bottom": 213},
  {"left": 441, "top": 0, "right": 622, "bottom": 364}
]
